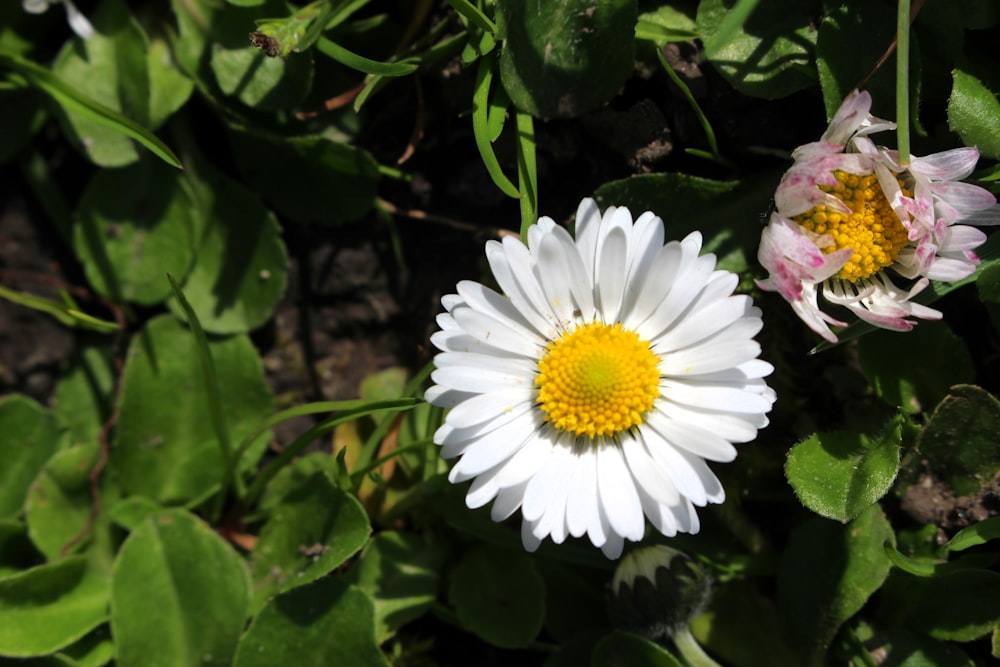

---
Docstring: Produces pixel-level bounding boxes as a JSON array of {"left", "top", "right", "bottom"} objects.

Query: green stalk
[
  {"left": 896, "top": 0, "right": 911, "bottom": 167},
  {"left": 673, "top": 625, "right": 723, "bottom": 667},
  {"left": 515, "top": 111, "right": 538, "bottom": 242}
]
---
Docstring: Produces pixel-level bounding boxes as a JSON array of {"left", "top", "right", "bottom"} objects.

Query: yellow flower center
[
  {"left": 795, "top": 170, "right": 910, "bottom": 283},
  {"left": 535, "top": 322, "right": 660, "bottom": 439}
]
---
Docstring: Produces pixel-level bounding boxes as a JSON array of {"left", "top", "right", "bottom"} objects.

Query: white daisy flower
[
  {"left": 757, "top": 89, "right": 999, "bottom": 343},
  {"left": 22, "top": 0, "right": 94, "bottom": 40},
  {"left": 425, "top": 198, "right": 776, "bottom": 558}
]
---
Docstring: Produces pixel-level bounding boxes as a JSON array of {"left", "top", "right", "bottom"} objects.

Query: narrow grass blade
[{"left": 473, "top": 59, "right": 519, "bottom": 198}]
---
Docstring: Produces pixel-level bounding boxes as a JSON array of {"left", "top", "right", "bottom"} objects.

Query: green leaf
[
  {"left": 876, "top": 630, "right": 976, "bottom": 667},
  {"left": 696, "top": 0, "right": 817, "bottom": 99},
  {"left": 816, "top": 2, "right": 898, "bottom": 120},
  {"left": 0, "top": 557, "right": 108, "bottom": 658},
  {"left": 916, "top": 385, "right": 1000, "bottom": 497},
  {"left": 496, "top": 0, "right": 638, "bottom": 119},
  {"left": 636, "top": 5, "right": 699, "bottom": 45},
  {"left": 111, "top": 509, "right": 250, "bottom": 667},
  {"left": 250, "top": 472, "right": 370, "bottom": 611},
  {"left": 229, "top": 131, "right": 379, "bottom": 225},
  {"left": 52, "top": 346, "right": 114, "bottom": 448},
  {"left": 233, "top": 577, "right": 390, "bottom": 667},
  {"left": 472, "top": 58, "right": 519, "bottom": 199},
  {"left": 591, "top": 631, "right": 685, "bottom": 667},
  {"left": 881, "top": 568, "right": 1000, "bottom": 642},
  {"left": 106, "top": 496, "right": 162, "bottom": 533},
  {"left": 948, "top": 69, "right": 1000, "bottom": 160},
  {"left": 42, "top": 0, "right": 181, "bottom": 167},
  {"left": 209, "top": 2, "right": 313, "bottom": 111},
  {"left": 785, "top": 415, "right": 903, "bottom": 522},
  {"left": 166, "top": 159, "right": 288, "bottom": 334},
  {"left": 54, "top": 626, "right": 115, "bottom": 667},
  {"left": 345, "top": 531, "right": 448, "bottom": 641},
  {"left": 777, "top": 505, "right": 894, "bottom": 665},
  {"left": 24, "top": 443, "right": 106, "bottom": 563},
  {"left": 446, "top": 0, "right": 497, "bottom": 34},
  {"left": 449, "top": 546, "right": 545, "bottom": 649},
  {"left": 73, "top": 155, "right": 197, "bottom": 306},
  {"left": 594, "top": 171, "right": 780, "bottom": 274},
  {"left": 948, "top": 516, "right": 1000, "bottom": 552},
  {"left": 883, "top": 541, "right": 938, "bottom": 578},
  {"left": 0, "top": 395, "right": 65, "bottom": 519},
  {"left": 113, "top": 315, "right": 273, "bottom": 504},
  {"left": 857, "top": 322, "right": 974, "bottom": 414},
  {"left": 0, "top": 286, "right": 119, "bottom": 334},
  {"left": 314, "top": 38, "right": 418, "bottom": 76},
  {"left": 0, "top": 520, "right": 41, "bottom": 577},
  {"left": 689, "top": 580, "right": 801, "bottom": 667}
]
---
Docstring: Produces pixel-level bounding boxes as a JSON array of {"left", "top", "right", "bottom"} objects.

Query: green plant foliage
[
  {"left": 250, "top": 472, "right": 370, "bottom": 610},
  {"left": 916, "top": 385, "right": 1000, "bottom": 497},
  {"left": 110, "top": 509, "right": 250, "bottom": 667},
  {"left": 590, "top": 630, "right": 684, "bottom": 667},
  {"left": 785, "top": 414, "right": 903, "bottom": 522},
  {"left": 51, "top": 346, "right": 114, "bottom": 448},
  {"left": 167, "top": 153, "right": 288, "bottom": 334},
  {"left": 345, "top": 530, "right": 448, "bottom": 641},
  {"left": 881, "top": 568, "right": 1000, "bottom": 642},
  {"left": 113, "top": 315, "right": 273, "bottom": 503},
  {"left": 697, "top": 0, "right": 818, "bottom": 99},
  {"left": 816, "top": 2, "right": 898, "bottom": 119},
  {"left": 73, "top": 156, "right": 197, "bottom": 306},
  {"left": 448, "top": 546, "right": 546, "bottom": 648},
  {"left": 228, "top": 132, "right": 380, "bottom": 225},
  {"left": 0, "top": 395, "right": 66, "bottom": 520},
  {"left": 857, "top": 322, "right": 975, "bottom": 414},
  {"left": 778, "top": 505, "right": 894, "bottom": 665},
  {"left": 0, "top": 557, "right": 108, "bottom": 658},
  {"left": 595, "top": 171, "right": 779, "bottom": 274},
  {"left": 0, "top": 520, "right": 40, "bottom": 577},
  {"left": 233, "top": 576, "right": 390, "bottom": 667},
  {"left": 948, "top": 69, "right": 1000, "bottom": 161},
  {"left": 496, "top": 0, "right": 638, "bottom": 119},
  {"left": 948, "top": 516, "right": 1000, "bottom": 552}
]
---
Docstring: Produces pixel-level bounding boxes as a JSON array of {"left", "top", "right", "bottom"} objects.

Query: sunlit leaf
[
  {"left": 0, "top": 395, "right": 66, "bottom": 520},
  {"left": 111, "top": 509, "right": 250, "bottom": 667},
  {"left": 949, "top": 69, "right": 1000, "bottom": 160}
]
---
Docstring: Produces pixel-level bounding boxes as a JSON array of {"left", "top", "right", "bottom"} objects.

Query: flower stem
[
  {"left": 673, "top": 624, "right": 723, "bottom": 667},
  {"left": 896, "top": 0, "right": 910, "bottom": 167}
]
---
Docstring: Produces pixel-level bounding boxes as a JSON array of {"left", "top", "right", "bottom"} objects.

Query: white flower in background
[
  {"left": 425, "top": 198, "right": 775, "bottom": 558},
  {"left": 757, "top": 89, "right": 999, "bottom": 343},
  {"left": 22, "top": 0, "right": 94, "bottom": 40}
]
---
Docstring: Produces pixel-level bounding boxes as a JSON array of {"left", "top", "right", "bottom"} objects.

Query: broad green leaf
[
  {"left": 167, "top": 153, "right": 288, "bottom": 334},
  {"left": 52, "top": 346, "right": 114, "bottom": 448},
  {"left": 106, "top": 497, "right": 162, "bottom": 533},
  {"left": 880, "top": 568, "right": 1000, "bottom": 642},
  {"left": 113, "top": 315, "right": 273, "bottom": 504},
  {"left": 816, "top": 2, "right": 897, "bottom": 120},
  {"left": 697, "top": 0, "right": 817, "bottom": 99},
  {"left": 594, "top": 171, "right": 780, "bottom": 274},
  {"left": 0, "top": 394, "right": 65, "bottom": 519},
  {"left": 636, "top": 5, "right": 699, "bottom": 45},
  {"left": 916, "top": 385, "right": 1000, "bottom": 497},
  {"left": 785, "top": 415, "right": 902, "bottom": 522},
  {"left": 496, "top": 0, "right": 638, "bottom": 119},
  {"left": 209, "top": 2, "right": 313, "bottom": 111},
  {"left": 948, "top": 516, "right": 1000, "bottom": 552},
  {"left": 147, "top": 35, "right": 194, "bottom": 129},
  {"left": 0, "top": 557, "right": 108, "bottom": 658},
  {"left": 777, "top": 505, "right": 893, "bottom": 665},
  {"left": 949, "top": 70, "right": 1000, "bottom": 160},
  {"left": 54, "top": 626, "right": 115, "bottom": 667},
  {"left": 872, "top": 629, "right": 977, "bottom": 667},
  {"left": 258, "top": 452, "right": 343, "bottom": 513},
  {"left": 233, "top": 577, "right": 390, "bottom": 667},
  {"left": 857, "top": 322, "right": 974, "bottom": 414},
  {"left": 111, "top": 509, "right": 250, "bottom": 667},
  {"left": 73, "top": 155, "right": 197, "bottom": 306},
  {"left": 250, "top": 473, "right": 370, "bottom": 611},
  {"left": 24, "top": 442, "right": 116, "bottom": 570},
  {"left": 0, "top": 520, "right": 41, "bottom": 577},
  {"left": 591, "top": 631, "right": 685, "bottom": 667},
  {"left": 345, "top": 531, "right": 448, "bottom": 641},
  {"left": 229, "top": 131, "right": 379, "bottom": 225},
  {"left": 690, "top": 580, "right": 800, "bottom": 667},
  {"left": 449, "top": 546, "right": 545, "bottom": 648}
]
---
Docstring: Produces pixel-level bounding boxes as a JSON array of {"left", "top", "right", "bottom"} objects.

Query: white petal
[
  {"left": 450, "top": 412, "right": 540, "bottom": 477},
  {"left": 640, "top": 426, "right": 709, "bottom": 505},
  {"left": 431, "top": 365, "right": 533, "bottom": 394},
  {"left": 596, "top": 225, "right": 629, "bottom": 322},
  {"left": 494, "top": 437, "right": 555, "bottom": 488},
  {"left": 654, "top": 293, "right": 750, "bottom": 351},
  {"left": 622, "top": 434, "right": 681, "bottom": 507},
  {"left": 645, "top": 414, "right": 737, "bottom": 462},
  {"left": 621, "top": 241, "right": 683, "bottom": 329},
  {"left": 566, "top": 448, "right": 599, "bottom": 539},
  {"left": 451, "top": 306, "right": 543, "bottom": 357},
  {"left": 574, "top": 198, "right": 602, "bottom": 284},
  {"left": 64, "top": 0, "right": 94, "bottom": 38},
  {"left": 425, "top": 385, "right": 475, "bottom": 410},
  {"left": 464, "top": 471, "right": 500, "bottom": 509},
  {"left": 596, "top": 444, "right": 645, "bottom": 541},
  {"left": 637, "top": 255, "right": 716, "bottom": 340},
  {"left": 444, "top": 387, "right": 535, "bottom": 429},
  {"left": 522, "top": 442, "right": 574, "bottom": 522},
  {"left": 521, "top": 520, "right": 543, "bottom": 552},
  {"left": 491, "top": 479, "right": 529, "bottom": 521},
  {"left": 659, "top": 378, "right": 774, "bottom": 414}
]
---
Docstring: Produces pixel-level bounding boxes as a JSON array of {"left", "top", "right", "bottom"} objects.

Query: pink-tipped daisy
[
  {"left": 757, "top": 89, "right": 999, "bottom": 342},
  {"left": 425, "top": 198, "right": 775, "bottom": 558}
]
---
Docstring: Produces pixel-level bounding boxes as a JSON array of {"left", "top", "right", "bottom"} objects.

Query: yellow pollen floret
[
  {"left": 795, "top": 170, "right": 911, "bottom": 283},
  {"left": 535, "top": 322, "right": 660, "bottom": 439}
]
